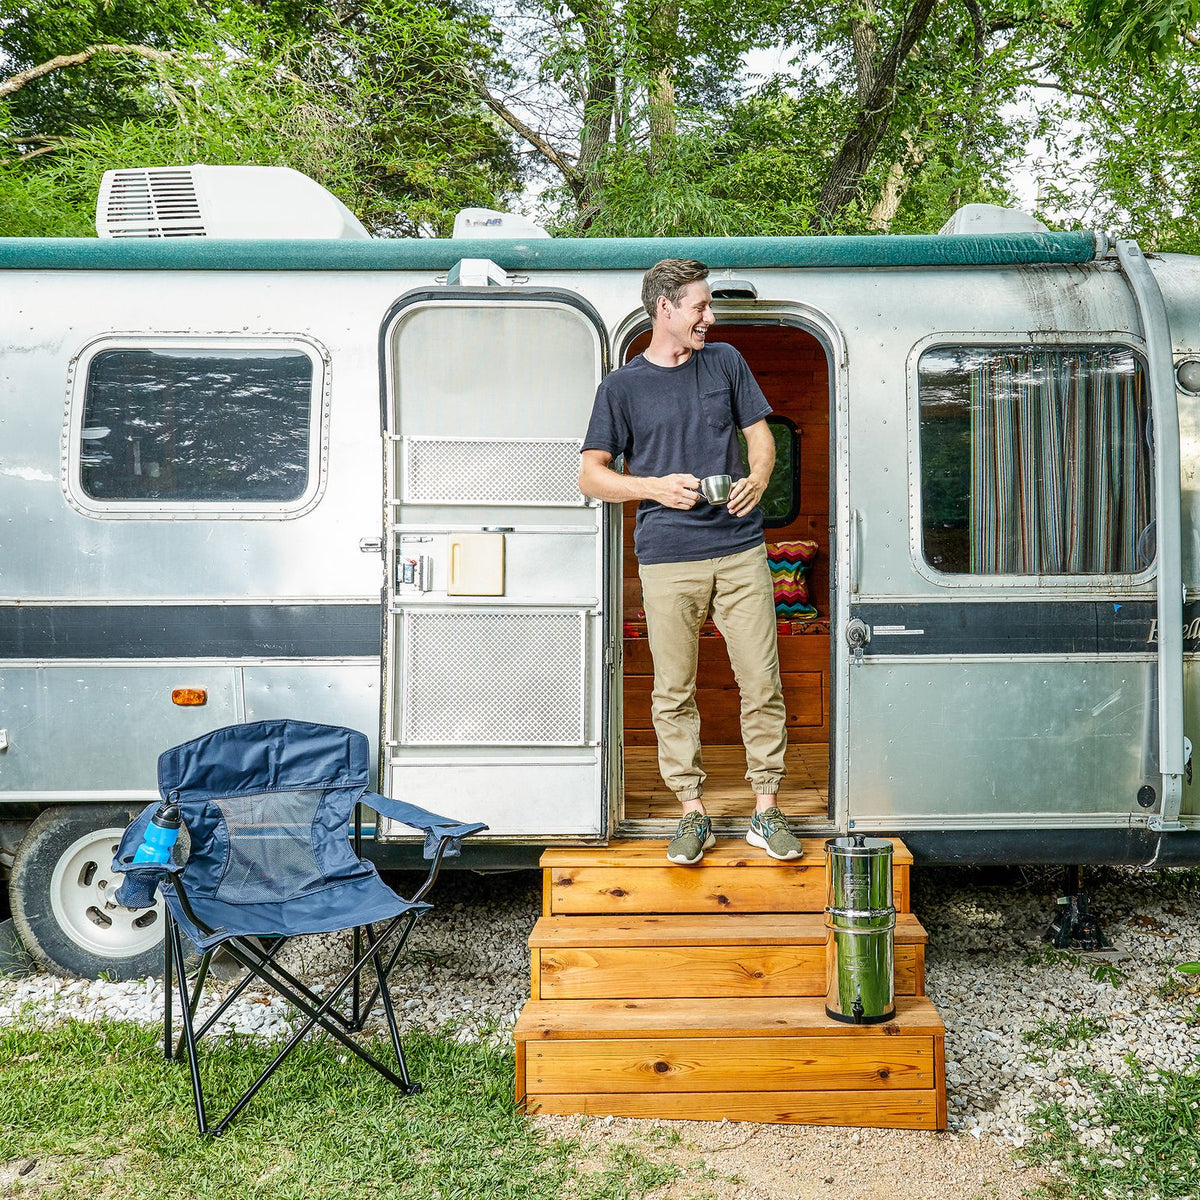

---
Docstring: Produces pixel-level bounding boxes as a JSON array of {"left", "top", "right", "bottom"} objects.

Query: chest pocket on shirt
[{"left": 700, "top": 386, "right": 733, "bottom": 431}]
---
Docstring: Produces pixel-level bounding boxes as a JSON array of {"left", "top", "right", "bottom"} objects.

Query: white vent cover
[
  {"left": 453, "top": 207, "right": 550, "bottom": 239},
  {"left": 97, "top": 165, "right": 371, "bottom": 239},
  {"left": 939, "top": 203, "right": 1050, "bottom": 235}
]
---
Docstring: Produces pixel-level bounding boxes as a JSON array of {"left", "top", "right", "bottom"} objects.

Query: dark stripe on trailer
[
  {"left": 0, "top": 604, "right": 382, "bottom": 659},
  {"left": 898, "top": 826, "right": 1200, "bottom": 867},
  {"left": 849, "top": 599, "right": 1200, "bottom": 656}
]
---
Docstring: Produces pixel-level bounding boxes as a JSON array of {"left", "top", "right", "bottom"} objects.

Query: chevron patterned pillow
[{"left": 767, "top": 540, "right": 819, "bottom": 619}]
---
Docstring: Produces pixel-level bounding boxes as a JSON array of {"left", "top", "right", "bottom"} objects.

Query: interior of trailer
[{"left": 621, "top": 322, "right": 832, "bottom": 826}]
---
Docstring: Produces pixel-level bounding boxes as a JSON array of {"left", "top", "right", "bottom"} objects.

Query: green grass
[
  {"left": 1022, "top": 1016, "right": 1108, "bottom": 1051},
  {"left": 1021, "top": 1061, "right": 1200, "bottom": 1199},
  {"left": 0, "top": 1020, "right": 679, "bottom": 1200}
]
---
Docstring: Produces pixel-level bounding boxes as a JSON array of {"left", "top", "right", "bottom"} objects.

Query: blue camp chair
[{"left": 111, "top": 719, "right": 486, "bottom": 1137}]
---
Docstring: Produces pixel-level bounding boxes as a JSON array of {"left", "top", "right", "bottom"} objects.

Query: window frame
[
  {"left": 64, "top": 334, "right": 331, "bottom": 520},
  {"left": 907, "top": 330, "right": 1157, "bottom": 590}
]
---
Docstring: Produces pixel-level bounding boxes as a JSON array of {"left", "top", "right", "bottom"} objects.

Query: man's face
[{"left": 658, "top": 280, "right": 714, "bottom": 351}]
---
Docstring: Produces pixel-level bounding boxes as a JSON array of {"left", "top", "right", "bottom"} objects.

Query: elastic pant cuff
[
  {"left": 674, "top": 787, "right": 704, "bottom": 803},
  {"left": 752, "top": 784, "right": 781, "bottom": 796}
]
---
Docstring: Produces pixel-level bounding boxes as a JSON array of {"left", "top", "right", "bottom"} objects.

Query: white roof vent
[
  {"left": 453, "top": 207, "right": 550, "bottom": 239},
  {"left": 939, "top": 203, "right": 1050, "bottom": 235},
  {"left": 97, "top": 165, "right": 371, "bottom": 239}
]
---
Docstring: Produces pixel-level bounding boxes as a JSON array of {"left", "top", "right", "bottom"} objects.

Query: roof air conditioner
[{"left": 96, "top": 166, "right": 371, "bottom": 239}]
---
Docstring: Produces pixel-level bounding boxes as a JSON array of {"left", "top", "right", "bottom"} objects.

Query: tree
[{"left": 0, "top": 1, "right": 522, "bottom": 236}]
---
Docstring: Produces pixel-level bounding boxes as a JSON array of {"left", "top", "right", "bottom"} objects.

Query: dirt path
[{"left": 539, "top": 1114, "right": 1048, "bottom": 1200}]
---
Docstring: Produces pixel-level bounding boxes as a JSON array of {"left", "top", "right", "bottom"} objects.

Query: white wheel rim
[{"left": 48, "top": 827, "right": 165, "bottom": 961}]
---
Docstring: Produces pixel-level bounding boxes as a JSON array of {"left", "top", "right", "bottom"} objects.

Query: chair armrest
[
  {"left": 362, "top": 791, "right": 487, "bottom": 860},
  {"left": 110, "top": 800, "right": 187, "bottom": 909}
]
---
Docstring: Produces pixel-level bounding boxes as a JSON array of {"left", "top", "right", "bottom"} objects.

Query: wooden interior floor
[{"left": 623, "top": 743, "right": 830, "bottom": 821}]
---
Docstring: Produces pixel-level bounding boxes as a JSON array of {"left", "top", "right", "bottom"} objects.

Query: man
[{"left": 578, "top": 258, "right": 801, "bottom": 865}]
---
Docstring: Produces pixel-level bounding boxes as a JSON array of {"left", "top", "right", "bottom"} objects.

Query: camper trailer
[{"left": 2, "top": 166, "right": 1199, "bottom": 979}]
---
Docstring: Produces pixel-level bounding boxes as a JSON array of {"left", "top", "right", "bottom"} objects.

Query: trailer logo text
[{"left": 1146, "top": 618, "right": 1200, "bottom": 643}]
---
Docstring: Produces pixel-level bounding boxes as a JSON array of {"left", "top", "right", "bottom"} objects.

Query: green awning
[{"left": 0, "top": 231, "right": 1103, "bottom": 272}]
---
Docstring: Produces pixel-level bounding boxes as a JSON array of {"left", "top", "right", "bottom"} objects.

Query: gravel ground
[{"left": 3, "top": 863, "right": 1198, "bottom": 1198}]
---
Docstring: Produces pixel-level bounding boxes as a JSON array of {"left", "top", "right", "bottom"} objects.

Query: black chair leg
[
  {"left": 364, "top": 923, "right": 420, "bottom": 1094},
  {"left": 168, "top": 917, "right": 209, "bottom": 1136},
  {"left": 163, "top": 919, "right": 173, "bottom": 1062}
]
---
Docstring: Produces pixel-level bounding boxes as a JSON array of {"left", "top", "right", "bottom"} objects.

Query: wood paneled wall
[{"left": 621, "top": 325, "right": 831, "bottom": 747}]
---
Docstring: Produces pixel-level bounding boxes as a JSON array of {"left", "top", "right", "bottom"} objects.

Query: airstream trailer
[{"left": 2, "top": 166, "right": 1199, "bottom": 979}]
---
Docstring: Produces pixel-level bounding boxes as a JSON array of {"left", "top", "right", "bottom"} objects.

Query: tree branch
[
  {"left": 0, "top": 43, "right": 176, "bottom": 99},
  {"left": 1028, "top": 77, "right": 1109, "bottom": 104},
  {"left": 461, "top": 66, "right": 583, "bottom": 194}
]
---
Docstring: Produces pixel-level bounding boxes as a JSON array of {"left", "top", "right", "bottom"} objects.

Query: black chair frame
[{"left": 160, "top": 832, "right": 455, "bottom": 1138}]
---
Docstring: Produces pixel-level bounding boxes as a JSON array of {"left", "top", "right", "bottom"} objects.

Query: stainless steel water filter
[{"left": 825, "top": 835, "right": 896, "bottom": 1024}]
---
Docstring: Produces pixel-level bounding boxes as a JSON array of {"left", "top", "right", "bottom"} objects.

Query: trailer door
[{"left": 377, "top": 289, "right": 610, "bottom": 842}]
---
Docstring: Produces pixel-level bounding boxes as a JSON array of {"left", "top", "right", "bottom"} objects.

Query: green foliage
[
  {"left": 1021, "top": 1059, "right": 1200, "bottom": 1199},
  {"left": 0, "top": 1, "right": 520, "bottom": 237},
  {"left": 1022, "top": 1015, "right": 1108, "bottom": 1050}
]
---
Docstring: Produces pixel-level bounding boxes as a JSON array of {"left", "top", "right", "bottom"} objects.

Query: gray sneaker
[
  {"left": 667, "top": 811, "right": 715, "bottom": 865},
  {"left": 746, "top": 806, "right": 804, "bottom": 861}
]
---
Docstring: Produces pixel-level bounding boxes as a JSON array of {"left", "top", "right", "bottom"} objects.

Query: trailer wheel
[{"left": 9, "top": 805, "right": 170, "bottom": 980}]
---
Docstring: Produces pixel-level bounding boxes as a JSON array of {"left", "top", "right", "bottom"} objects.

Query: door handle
[
  {"left": 359, "top": 537, "right": 383, "bottom": 554},
  {"left": 849, "top": 509, "right": 862, "bottom": 596}
]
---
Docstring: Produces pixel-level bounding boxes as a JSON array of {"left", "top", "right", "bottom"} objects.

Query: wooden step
[
  {"left": 514, "top": 995, "right": 946, "bottom": 1131},
  {"left": 529, "top": 912, "right": 927, "bottom": 1000},
  {"left": 540, "top": 839, "right": 912, "bottom": 916}
]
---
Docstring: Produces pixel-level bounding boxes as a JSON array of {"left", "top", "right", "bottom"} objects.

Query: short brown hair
[{"left": 641, "top": 259, "right": 709, "bottom": 320}]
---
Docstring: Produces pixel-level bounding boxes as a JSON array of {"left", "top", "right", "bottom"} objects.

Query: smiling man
[{"left": 578, "top": 258, "right": 800, "bottom": 866}]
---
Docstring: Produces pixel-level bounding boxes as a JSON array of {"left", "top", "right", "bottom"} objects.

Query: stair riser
[
  {"left": 535, "top": 944, "right": 925, "bottom": 999},
  {"left": 526, "top": 1035, "right": 936, "bottom": 1094},
  {"left": 522, "top": 1091, "right": 941, "bottom": 1130},
  {"left": 547, "top": 865, "right": 911, "bottom": 915}
]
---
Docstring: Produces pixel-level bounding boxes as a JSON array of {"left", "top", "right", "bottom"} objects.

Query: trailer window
[
  {"left": 737, "top": 417, "right": 800, "bottom": 527},
  {"left": 918, "top": 346, "right": 1152, "bottom": 575},
  {"left": 79, "top": 349, "right": 314, "bottom": 503}
]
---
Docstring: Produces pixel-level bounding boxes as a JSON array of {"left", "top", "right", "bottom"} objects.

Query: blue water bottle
[{"left": 131, "top": 799, "right": 182, "bottom": 864}]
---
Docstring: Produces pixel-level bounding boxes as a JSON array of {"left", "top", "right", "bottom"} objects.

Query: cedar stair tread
[
  {"left": 539, "top": 838, "right": 912, "bottom": 869},
  {"left": 514, "top": 995, "right": 944, "bottom": 1040},
  {"left": 529, "top": 911, "right": 927, "bottom": 949}
]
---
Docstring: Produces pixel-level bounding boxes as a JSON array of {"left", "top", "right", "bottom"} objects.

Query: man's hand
[
  {"left": 728, "top": 474, "right": 767, "bottom": 517},
  {"left": 655, "top": 473, "right": 702, "bottom": 510}
]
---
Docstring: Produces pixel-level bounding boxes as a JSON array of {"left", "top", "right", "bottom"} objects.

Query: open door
[{"left": 376, "top": 287, "right": 611, "bottom": 842}]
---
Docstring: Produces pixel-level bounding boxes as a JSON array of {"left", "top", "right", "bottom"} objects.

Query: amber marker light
[{"left": 171, "top": 688, "right": 208, "bottom": 706}]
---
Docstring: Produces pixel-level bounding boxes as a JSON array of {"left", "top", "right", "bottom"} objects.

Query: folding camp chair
[{"left": 111, "top": 718, "right": 486, "bottom": 1137}]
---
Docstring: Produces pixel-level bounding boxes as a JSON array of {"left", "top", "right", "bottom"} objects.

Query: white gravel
[{"left": 3, "top": 863, "right": 1199, "bottom": 1153}]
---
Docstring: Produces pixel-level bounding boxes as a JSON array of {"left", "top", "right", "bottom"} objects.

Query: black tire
[{"left": 10, "top": 804, "right": 174, "bottom": 980}]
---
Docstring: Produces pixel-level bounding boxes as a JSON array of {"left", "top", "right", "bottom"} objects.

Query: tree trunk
[
  {"left": 817, "top": 0, "right": 940, "bottom": 227},
  {"left": 647, "top": 0, "right": 679, "bottom": 166},
  {"left": 571, "top": 0, "right": 620, "bottom": 228}
]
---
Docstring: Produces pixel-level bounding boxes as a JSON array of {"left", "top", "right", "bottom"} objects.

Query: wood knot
[
  {"left": 607, "top": 887, "right": 627, "bottom": 898},
  {"left": 714, "top": 894, "right": 731, "bottom": 906},
  {"left": 877, "top": 1067, "right": 891, "bottom": 1080},
  {"left": 555, "top": 876, "right": 573, "bottom": 887},
  {"left": 652, "top": 1061, "right": 670, "bottom": 1074},
  {"left": 752, "top": 971, "right": 764, "bottom": 979}
]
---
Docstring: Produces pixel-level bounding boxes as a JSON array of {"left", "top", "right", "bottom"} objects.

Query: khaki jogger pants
[{"left": 638, "top": 542, "right": 788, "bottom": 803}]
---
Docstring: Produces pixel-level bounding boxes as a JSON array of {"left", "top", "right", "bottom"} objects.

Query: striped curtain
[{"left": 969, "top": 349, "right": 1152, "bottom": 574}]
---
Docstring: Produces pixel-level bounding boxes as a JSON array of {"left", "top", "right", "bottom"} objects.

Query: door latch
[{"left": 845, "top": 618, "right": 871, "bottom": 666}]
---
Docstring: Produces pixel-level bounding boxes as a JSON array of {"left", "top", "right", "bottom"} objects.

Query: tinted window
[
  {"left": 738, "top": 417, "right": 799, "bottom": 527},
  {"left": 80, "top": 349, "right": 314, "bottom": 503},
  {"left": 919, "top": 346, "right": 1152, "bottom": 575}
]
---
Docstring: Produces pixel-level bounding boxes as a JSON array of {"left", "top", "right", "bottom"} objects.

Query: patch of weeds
[
  {"left": 577, "top": 1144, "right": 681, "bottom": 1200},
  {"left": 1021, "top": 944, "right": 1125, "bottom": 987},
  {"left": 1021, "top": 1059, "right": 1200, "bottom": 1199},
  {"left": 1088, "top": 960, "right": 1127, "bottom": 988},
  {"left": 1022, "top": 1016, "right": 1108, "bottom": 1052}
]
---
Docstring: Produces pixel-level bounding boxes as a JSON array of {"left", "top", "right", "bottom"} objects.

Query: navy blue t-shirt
[{"left": 582, "top": 342, "right": 772, "bottom": 565}]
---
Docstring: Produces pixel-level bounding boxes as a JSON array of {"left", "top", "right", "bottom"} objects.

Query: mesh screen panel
[
  {"left": 403, "top": 438, "right": 583, "bottom": 505},
  {"left": 214, "top": 788, "right": 325, "bottom": 903},
  {"left": 403, "top": 610, "right": 585, "bottom": 744}
]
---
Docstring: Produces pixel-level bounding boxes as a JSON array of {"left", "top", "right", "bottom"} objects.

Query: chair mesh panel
[{"left": 213, "top": 789, "right": 326, "bottom": 903}]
